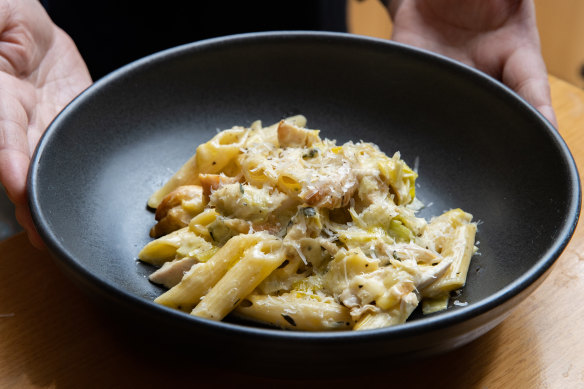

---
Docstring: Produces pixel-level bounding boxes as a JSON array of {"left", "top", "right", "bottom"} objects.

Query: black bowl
[{"left": 28, "top": 32, "right": 580, "bottom": 367}]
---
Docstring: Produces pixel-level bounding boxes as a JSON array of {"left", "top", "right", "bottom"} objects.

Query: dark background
[{"left": 41, "top": 1, "right": 347, "bottom": 80}]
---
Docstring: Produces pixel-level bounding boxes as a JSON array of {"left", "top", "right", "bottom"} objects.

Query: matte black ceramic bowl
[{"left": 28, "top": 32, "right": 580, "bottom": 367}]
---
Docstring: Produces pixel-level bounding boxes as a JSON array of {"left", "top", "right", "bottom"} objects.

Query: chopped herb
[
  {"left": 302, "top": 148, "right": 319, "bottom": 159},
  {"left": 209, "top": 230, "right": 215, "bottom": 241},
  {"left": 233, "top": 298, "right": 240, "bottom": 306},
  {"left": 282, "top": 314, "right": 296, "bottom": 327},
  {"left": 302, "top": 207, "right": 316, "bottom": 217},
  {"left": 239, "top": 183, "right": 245, "bottom": 194}
]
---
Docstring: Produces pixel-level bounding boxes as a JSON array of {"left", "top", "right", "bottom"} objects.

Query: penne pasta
[
  {"left": 195, "top": 128, "right": 249, "bottom": 174},
  {"left": 139, "top": 227, "right": 215, "bottom": 267},
  {"left": 191, "top": 237, "right": 286, "bottom": 320},
  {"left": 154, "top": 233, "right": 263, "bottom": 312},
  {"left": 148, "top": 154, "right": 200, "bottom": 209},
  {"left": 235, "top": 292, "right": 354, "bottom": 331},
  {"left": 141, "top": 116, "right": 478, "bottom": 331},
  {"left": 420, "top": 210, "right": 477, "bottom": 297},
  {"left": 422, "top": 294, "right": 450, "bottom": 315},
  {"left": 354, "top": 291, "right": 419, "bottom": 330}
]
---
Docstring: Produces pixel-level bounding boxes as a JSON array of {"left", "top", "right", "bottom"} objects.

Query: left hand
[
  {"left": 387, "top": 0, "right": 557, "bottom": 127},
  {"left": 0, "top": 0, "right": 92, "bottom": 248}
]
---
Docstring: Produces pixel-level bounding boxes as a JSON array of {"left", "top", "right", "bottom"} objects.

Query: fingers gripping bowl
[{"left": 28, "top": 32, "right": 580, "bottom": 365}]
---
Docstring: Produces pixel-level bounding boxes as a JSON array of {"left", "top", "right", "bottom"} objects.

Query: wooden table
[{"left": 1, "top": 76, "right": 583, "bottom": 388}]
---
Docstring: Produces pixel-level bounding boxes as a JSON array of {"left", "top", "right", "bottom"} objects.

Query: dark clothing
[{"left": 42, "top": 1, "right": 347, "bottom": 80}]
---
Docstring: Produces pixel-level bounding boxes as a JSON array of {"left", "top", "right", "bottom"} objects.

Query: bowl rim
[{"left": 28, "top": 31, "right": 582, "bottom": 342}]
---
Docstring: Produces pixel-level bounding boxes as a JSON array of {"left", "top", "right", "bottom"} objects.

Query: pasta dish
[{"left": 139, "top": 116, "right": 477, "bottom": 331}]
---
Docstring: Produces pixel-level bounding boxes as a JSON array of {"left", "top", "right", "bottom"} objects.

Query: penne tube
[
  {"left": 421, "top": 223, "right": 477, "bottom": 297},
  {"left": 139, "top": 227, "right": 200, "bottom": 266},
  {"left": 148, "top": 154, "right": 200, "bottom": 209},
  {"left": 353, "top": 312, "right": 397, "bottom": 330},
  {"left": 241, "top": 159, "right": 272, "bottom": 187},
  {"left": 354, "top": 292, "right": 419, "bottom": 330},
  {"left": 154, "top": 233, "right": 263, "bottom": 312},
  {"left": 235, "top": 292, "right": 353, "bottom": 331},
  {"left": 191, "top": 237, "right": 286, "bottom": 320},
  {"left": 256, "top": 256, "right": 305, "bottom": 294},
  {"left": 422, "top": 293, "right": 449, "bottom": 315},
  {"left": 277, "top": 173, "right": 302, "bottom": 194},
  {"left": 195, "top": 128, "right": 248, "bottom": 175},
  {"left": 188, "top": 208, "right": 219, "bottom": 240},
  {"left": 139, "top": 228, "right": 187, "bottom": 266},
  {"left": 139, "top": 227, "right": 216, "bottom": 267}
]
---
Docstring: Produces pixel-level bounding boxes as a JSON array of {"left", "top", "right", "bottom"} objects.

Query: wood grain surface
[{"left": 1, "top": 76, "right": 583, "bottom": 389}]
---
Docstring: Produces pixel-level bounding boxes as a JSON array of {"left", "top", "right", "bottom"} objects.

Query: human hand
[
  {"left": 0, "top": 0, "right": 92, "bottom": 248},
  {"left": 387, "top": 0, "right": 557, "bottom": 127}
]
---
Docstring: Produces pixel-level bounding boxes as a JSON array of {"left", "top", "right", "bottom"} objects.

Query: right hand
[
  {"left": 388, "top": 0, "right": 557, "bottom": 127},
  {"left": 0, "top": 0, "right": 92, "bottom": 248}
]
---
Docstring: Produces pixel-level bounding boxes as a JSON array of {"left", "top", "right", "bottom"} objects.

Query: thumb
[{"left": 502, "top": 47, "right": 557, "bottom": 128}]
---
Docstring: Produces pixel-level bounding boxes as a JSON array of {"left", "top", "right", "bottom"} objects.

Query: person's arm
[
  {"left": 387, "top": 0, "right": 557, "bottom": 127},
  {"left": 0, "top": 0, "right": 92, "bottom": 248}
]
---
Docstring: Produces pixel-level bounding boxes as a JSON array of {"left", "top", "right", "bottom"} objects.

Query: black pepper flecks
[{"left": 281, "top": 314, "right": 297, "bottom": 327}]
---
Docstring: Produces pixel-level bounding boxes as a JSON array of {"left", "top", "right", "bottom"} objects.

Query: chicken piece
[
  {"left": 299, "top": 162, "right": 358, "bottom": 209},
  {"left": 150, "top": 185, "right": 205, "bottom": 237},
  {"left": 277, "top": 120, "right": 320, "bottom": 148},
  {"left": 198, "top": 173, "right": 240, "bottom": 199},
  {"left": 209, "top": 183, "right": 288, "bottom": 223},
  {"left": 149, "top": 257, "right": 198, "bottom": 288}
]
